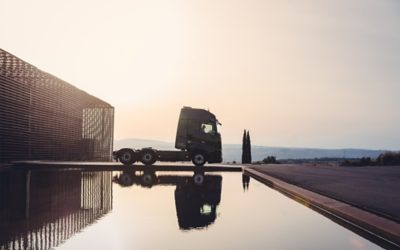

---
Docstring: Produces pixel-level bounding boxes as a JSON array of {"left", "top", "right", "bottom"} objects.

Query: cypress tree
[
  {"left": 247, "top": 130, "right": 252, "bottom": 163},
  {"left": 241, "top": 129, "right": 252, "bottom": 164},
  {"left": 241, "top": 129, "right": 247, "bottom": 164}
]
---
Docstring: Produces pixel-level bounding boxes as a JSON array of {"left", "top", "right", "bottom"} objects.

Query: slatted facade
[
  {"left": 0, "top": 169, "right": 112, "bottom": 250},
  {"left": 0, "top": 49, "right": 114, "bottom": 162}
]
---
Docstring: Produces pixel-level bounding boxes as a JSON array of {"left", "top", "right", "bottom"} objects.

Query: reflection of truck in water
[
  {"left": 113, "top": 170, "right": 222, "bottom": 230},
  {"left": 113, "top": 107, "right": 222, "bottom": 166}
]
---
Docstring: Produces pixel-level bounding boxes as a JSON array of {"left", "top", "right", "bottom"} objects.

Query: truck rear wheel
[
  {"left": 192, "top": 152, "right": 206, "bottom": 166},
  {"left": 119, "top": 149, "right": 136, "bottom": 165},
  {"left": 119, "top": 172, "right": 134, "bottom": 186},
  {"left": 140, "top": 149, "right": 157, "bottom": 165},
  {"left": 141, "top": 173, "right": 155, "bottom": 186}
]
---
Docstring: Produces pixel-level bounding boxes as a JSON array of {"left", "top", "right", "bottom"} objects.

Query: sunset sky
[{"left": 1, "top": 0, "right": 399, "bottom": 149}]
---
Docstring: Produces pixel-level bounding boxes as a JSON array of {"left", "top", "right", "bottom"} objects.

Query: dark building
[
  {"left": 0, "top": 169, "right": 113, "bottom": 249},
  {"left": 0, "top": 49, "right": 114, "bottom": 162}
]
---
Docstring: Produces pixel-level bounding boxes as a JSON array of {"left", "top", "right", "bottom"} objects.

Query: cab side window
[{"left": 201, "top": 123, "right": 214, "bottom": 134}]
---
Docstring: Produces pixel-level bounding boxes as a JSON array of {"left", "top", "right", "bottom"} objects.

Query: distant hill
[
  {"left": 114, "top": 138, "right": 385, "bottom": 163},
  {"left": 115, "top": 138, "right": 174, "bottom": 150},
  {"left": 222, "top": 144, "right": 385, "bottom": 163}
]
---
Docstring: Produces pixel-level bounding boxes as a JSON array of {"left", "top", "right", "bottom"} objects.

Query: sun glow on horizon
[{"left": 1, "top": 0, "right": 400, "bottom": 149}]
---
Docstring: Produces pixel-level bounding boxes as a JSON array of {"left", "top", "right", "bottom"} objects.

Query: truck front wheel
[
  {"left": 193, "top": 173, "right": 205, "bottom": 185},
  {"left": 192, "top": 152, "right": 206, "bottom": 166}
]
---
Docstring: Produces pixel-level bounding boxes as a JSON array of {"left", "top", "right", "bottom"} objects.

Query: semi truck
[
  {"left": 113, "top": 107, "right": 222, "bottom": 166},
  {"left": 113, "top": 169, "right": 222, "bottom": 230}
]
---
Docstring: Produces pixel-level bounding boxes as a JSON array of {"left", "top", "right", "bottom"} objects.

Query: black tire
[
  {"left": 140, "top": 149, "right": 157, "bottom": 165},
  {"left": 118, "top": 149, "right": 136, "bottom": 165},
  {"left": 193, "top": 173, "right": 205, "bottom": 185},
  {"left": 119, "top": 173, "right": 134, "bottom": 186},
  {"left": 192, "top": 152, "right": 207, "bottom": 166},
  {"left": 141, "top": 173, "right": 155, "bottom": 186}
]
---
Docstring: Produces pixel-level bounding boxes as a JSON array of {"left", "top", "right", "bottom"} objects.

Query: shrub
[
  {"left": 262, "top": 156, "right": 278, "bottom": 164},
  {"left": 341, "top": 151, "right": 400, "bottom": 166},
  {"left": 376, "top": 151, "right": 400, "bottom": 165}
]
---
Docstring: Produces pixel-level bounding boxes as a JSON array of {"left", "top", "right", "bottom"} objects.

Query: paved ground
[{"left": 250, "top": 164, "right": 400, "bottom": 222}]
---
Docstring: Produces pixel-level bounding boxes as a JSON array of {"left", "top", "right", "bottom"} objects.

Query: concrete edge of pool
[
  {"left": 244, "top": 167, "right": 400, "bottom": 249},
  {"left": 6, "top": 161, "right": 243, "bottom": 172}
]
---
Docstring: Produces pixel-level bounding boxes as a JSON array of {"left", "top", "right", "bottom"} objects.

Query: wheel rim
[
  {"left": 143, "top": 153, "right": 152, "bottom": 162},
  {"left": 142, "top": 174, "right": 153, "bottom": 185},
  {"left": 194, "top": 154, "right": 205, "bottom": 165},
  {"left": 120, "top": 174, "right": 132, "bottom": 185},
  {"left": 194, "top": 174, "right": 204, "bottom": 185},
  {"left": 122, "top": 152, "right": 131, "bottom": 162}
]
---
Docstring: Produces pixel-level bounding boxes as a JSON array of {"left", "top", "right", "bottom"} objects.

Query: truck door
[{"left": 199, "top": 121, "right": 220, "bottom": 149}]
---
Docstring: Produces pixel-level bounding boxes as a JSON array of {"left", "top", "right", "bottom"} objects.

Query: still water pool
[{"left": 0, "top": 167, "right": 383, "bottom": 249}]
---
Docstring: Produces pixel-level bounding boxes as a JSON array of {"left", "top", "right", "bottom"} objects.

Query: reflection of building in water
[
  {"left": 114, "top": 170, "right": 222, "bottom": 230},
  {"left": 0, "top": 49, "right": 114, "bottom": 162},
  {"left": 0, "top": 169, "right": 112, "bottom": 250}
]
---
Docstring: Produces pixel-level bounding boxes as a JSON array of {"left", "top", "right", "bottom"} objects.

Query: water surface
[{"left": 0, "top": 167, "right": 383, "bottom": 249}]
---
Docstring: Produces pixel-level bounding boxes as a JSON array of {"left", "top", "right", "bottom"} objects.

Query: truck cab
[
  {"left": 114, "top": 107, "right": 223, "bottom": 166},
  {"left": 175, "top": 107, "right": 222, "bottom": 165}
]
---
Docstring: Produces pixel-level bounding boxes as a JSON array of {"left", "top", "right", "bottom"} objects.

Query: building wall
[
  {"left": 0, "top": 49, "right": 114, "bottom": 162},
  {"left": 0, "top": 169, "right": 113, "bottom": 249}
]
